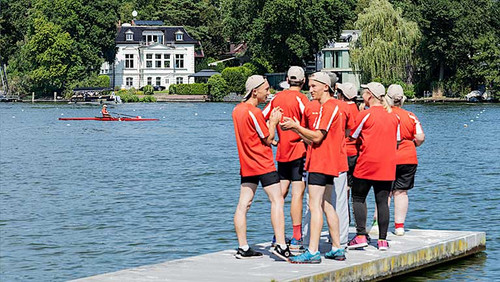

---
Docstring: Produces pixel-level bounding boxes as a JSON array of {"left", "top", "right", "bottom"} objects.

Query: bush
[
  {"left": 221, "top": 66, "right": 252, "bottom": 94},
  {"left": 119, "top": 93, "right": 140, "bottom": 103},
  {"left": 169, "top": 83, "right": 208, "bottom": 95},
  {"left": 143, "top": 85, "right": 154, "bottom": 95},
  {"left": 208, "top": 74, "right": 228, "bottom": 102},
  {"left": 140, "top": 95, "right": 157, "bottom": 102}
]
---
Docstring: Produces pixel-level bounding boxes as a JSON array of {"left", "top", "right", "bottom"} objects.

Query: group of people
[{"left": 231, "top": 66, "right": 425, "bottom": 264}]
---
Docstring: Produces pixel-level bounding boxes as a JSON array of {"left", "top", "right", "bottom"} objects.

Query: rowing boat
[{"left": 59, "top": 117, "right": 159, "bottom": 121}]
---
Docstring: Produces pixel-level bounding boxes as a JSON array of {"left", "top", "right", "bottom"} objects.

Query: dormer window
[
  {"left": 125, "top": 29, "right": 134, "bottom": 41},
  {"left": 175, "top": 30, "right": 184, "bottom": 41}
]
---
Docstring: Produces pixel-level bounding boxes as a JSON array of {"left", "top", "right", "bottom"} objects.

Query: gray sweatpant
[{"left": 303, "top": 172, "right": 350, "bottom": 246}]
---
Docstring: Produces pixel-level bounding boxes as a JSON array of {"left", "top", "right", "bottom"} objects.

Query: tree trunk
[{"left": 439, "top": 61, "right": 444, "bottom": 81}]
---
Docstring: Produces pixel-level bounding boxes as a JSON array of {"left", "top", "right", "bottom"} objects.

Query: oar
[{"left": 109, "top": 112, "right": 137, "bottom": 118}]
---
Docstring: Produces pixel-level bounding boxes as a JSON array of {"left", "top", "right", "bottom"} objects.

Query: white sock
[
  {"left": 239, "top": 245, "right": 249, "bottom": 251},
  {"left": 279, "top": 244, "right": 287, "bottom": 250}
]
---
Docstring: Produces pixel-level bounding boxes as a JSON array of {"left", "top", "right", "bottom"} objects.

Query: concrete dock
[{"left": 73, "top": 228, "right": 485, "bottom": 282}]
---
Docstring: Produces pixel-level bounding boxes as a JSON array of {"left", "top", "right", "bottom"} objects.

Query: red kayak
[{"left": 59, "top": 117, "right": 159, "bottom": 121}]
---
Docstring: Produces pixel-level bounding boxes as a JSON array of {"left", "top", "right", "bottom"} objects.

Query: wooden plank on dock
[{"left": 72, "top": 228, "right": 485, "bottom": 282}]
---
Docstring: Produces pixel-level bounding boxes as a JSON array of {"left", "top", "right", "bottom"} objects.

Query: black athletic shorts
[
  {"left": 308, "top": 172, "right": 334, "bottom": 186},
  {"left": 241, "top": 171, "right": 280, "bottom": 187},
  {"left": 392, "top": 164, "right": 418, "bottom": 190},
  {"left": 347, "top": 155, "right": 358, "bottom": 187},
  {"left": 278, "top": 157, "right": 305, "bottom": 181}
]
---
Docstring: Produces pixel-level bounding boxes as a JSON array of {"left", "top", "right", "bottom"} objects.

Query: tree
[
  {"left": 350, "top": 0, "right": 421, "bottom": 83},
  {"left": 222, "top": 0, "right": 356, "bottom": 71}
]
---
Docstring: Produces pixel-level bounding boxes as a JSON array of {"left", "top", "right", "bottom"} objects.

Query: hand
[
  {"left": 269, "top": 106, "right": 283, "bottom": 125},
  {"left": 280, "top": 116, "right": 300, "bottom": 130}
]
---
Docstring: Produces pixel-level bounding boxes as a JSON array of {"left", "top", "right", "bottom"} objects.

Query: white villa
[{"left": 101, "top": 20, "right": 202, "bottom": 90}]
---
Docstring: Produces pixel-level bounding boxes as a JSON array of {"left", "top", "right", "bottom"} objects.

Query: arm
[
  {"left": 281, "top": 116, "right": 326, "bottom": 144},
  {"left": 262, "top": 107, "right": 282, "bottom": 146},
  {"left": 413, "top": 133, "right": 425, "bottom": 147}
]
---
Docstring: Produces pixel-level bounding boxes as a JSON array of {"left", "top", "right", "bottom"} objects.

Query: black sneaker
[
  {"left": 272, "top": 244, "right": 291, "bottom": 261},
  {"left": 235, "top": 247, "right": 263, "bottom": 259}
]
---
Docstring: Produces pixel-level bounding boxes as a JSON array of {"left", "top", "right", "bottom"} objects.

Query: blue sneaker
[
  {"left": 289, "top": 238, "right": 304, "bottom": 251},
  {"left": 324, "top": 248, "right": 346, "bottom": 261},
  {"left": 288, "top": 249, "right": 321, "bottom": 264}
]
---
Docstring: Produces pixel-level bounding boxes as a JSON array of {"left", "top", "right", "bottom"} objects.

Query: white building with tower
[{"left": 101, "top": 18, "right": 202, "bottom": 90}]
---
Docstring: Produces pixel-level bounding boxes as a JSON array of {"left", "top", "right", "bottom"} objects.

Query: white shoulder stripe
[
  {"left": 315, "top": 106, "right": 324, "bottom": 130},
  {"left": 351, "top": 113, "right": 370, "bottom": 138},
  {"left": 325, "top": 105, "right": 339, "bottom": 132},
  {"left": 261, "top": 96, "right": 275, "bottom": 117},
  {"left": 409, "top": 114, "right": 424, "bottom": 135},
  {"left": 296, "top": 96, "right": 305, "bottom": 114},
  {"left": 248, "top": 110, "right": 265, "bottom": 139}
]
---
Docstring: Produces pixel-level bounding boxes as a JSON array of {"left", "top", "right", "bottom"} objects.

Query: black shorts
[
  {"left": 308, "top": 172, "right": 334, "bottom": 186},
  {"left": 347, "top": 155, "right": 358, "bottom": 187},
  {"left": 278, "top": 157, "right": 305, "bottom": 181},
  {"left": 392, "top": 164, "right": 418, "bottom": 190},
  {"left": 241, "top": 171, "right": 280, "bottom": 187}
]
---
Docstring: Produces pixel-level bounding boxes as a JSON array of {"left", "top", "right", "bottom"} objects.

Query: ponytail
[{"left": 382, "top": 95, "right": 392, "bottom": 113}]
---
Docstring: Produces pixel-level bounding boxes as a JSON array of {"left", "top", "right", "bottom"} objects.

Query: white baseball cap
[
  {"left": 387, "top": 84, "right": 405, "bottom": 100},
  {"left": 310, "top": 72, "right": 333, "bottom": 92},
  {"left": 361, "top": 82, "right": 385, "bottom": 99},
  {"left": 244, "top": 75, "right": 267, "bottom": 100},
  {"left": 287, "top": 66, "right": 305, "bottom": 82},
  {"left": 337, "top": 82, "right": 358, "bottom": 99}
]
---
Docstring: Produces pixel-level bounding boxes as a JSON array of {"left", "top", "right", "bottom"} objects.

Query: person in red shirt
[
  {"left": 347, "top": 82, "right": 400, "bottom": 251},
  {"left": 101, "top": 105, "right": 111, "bottom": 118},
  {"left": 386, "top": 84, "right": 425, "bottom": 236},
  {"left": 336, "top": 82, "right": 360, "bottom": 190},
  {"left": 262, "top": 66, "right": 310, "bottom": 249},
  {"left": 280, "top": 72, "right": 345, "bottom": 263},
  {"left": 232, "top": 75, "right": 291, "bottom": 260}
]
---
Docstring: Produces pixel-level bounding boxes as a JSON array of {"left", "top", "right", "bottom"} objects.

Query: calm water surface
[{"left": 0, "top": 102, "right": 499, "bottom": 281}]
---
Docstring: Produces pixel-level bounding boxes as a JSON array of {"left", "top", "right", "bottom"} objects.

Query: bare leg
[
  {"left": 290, "top": 180, "right": 306, "bottom": 227},
  {"left": 234, "top": 183, "right": 258, "bottom": 246},
  {"left": 323, "top": 184, "right": 341, "bottom": 249},
  {"left": 280, "top": 180, "right": 290, "bottom": 198},
  {"left": 307, "top": 184, "right": 326, "bottom": 253},
  {"left": 264, "top": 183, "right": 286, "bottom": 245},
  {"left": 393, "top": 190, "right": 408, "bottom": 224}
]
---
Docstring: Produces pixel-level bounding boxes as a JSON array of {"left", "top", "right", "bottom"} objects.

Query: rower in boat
[{"left": 101, "top": 105, "right": 112, "bottom": 118}]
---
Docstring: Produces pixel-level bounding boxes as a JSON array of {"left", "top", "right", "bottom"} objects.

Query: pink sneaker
[
  {"left": 378, "top": 240, "right": 389, "bottom": 251},
  {"left": 347, "top": 235, "right": 368, "bottom": 249}
]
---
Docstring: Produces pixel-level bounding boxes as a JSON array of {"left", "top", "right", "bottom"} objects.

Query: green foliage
[
  {"left": 222, "top": 0, "right": 356, "bottom": 71},
  {"left": 207, "top": 74, "right": 229, "bottom": 102},
  {"left": 143, "top": 85, "right": 154, "bottom": 95},
  {"left": 119, "top": 93, "right": 140, "bottom": 103},
  {"left": 140, "top": 95, "right": 157, "bottom": 102},
  {"left": 243, "top": 58, "right": 274, "bottom": 75},
  {"left": 221, "top": 66, "right": 252, "bottom": 94},
  {"left": 169, "top": 83, "right": 208, "bottom": 95},
  {"left": 350, "top": 0, "right": 421, "bottom": 83}
]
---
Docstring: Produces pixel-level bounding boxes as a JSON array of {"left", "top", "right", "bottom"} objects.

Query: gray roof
[
  {"left": 188, "top": 69, "right": 221, "bottom": 77},
  {"left": 116, "top": 26, "right": 198, "bottom": 44}
]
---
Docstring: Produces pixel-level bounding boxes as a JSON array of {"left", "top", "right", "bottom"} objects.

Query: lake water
[{"left": 1, "top": 102, "right": 499, "bottom": 281}]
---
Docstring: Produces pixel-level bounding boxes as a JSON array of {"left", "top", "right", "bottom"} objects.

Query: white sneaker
[{"left": 395, "top": 227, "right": 405, "bottom": 236}]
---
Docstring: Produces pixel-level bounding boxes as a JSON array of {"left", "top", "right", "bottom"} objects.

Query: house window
[
  {"left": 125, "top": 54, "right": 134, "bottom": 69},
  {"left": 175, "top": 31, "right": 183, "bottom": 41},
  {"left": 156, "top": 77, "right": 161, "bottom": 86},
  {"left": 126, "top": 77, "right": 133, "bottom": 87},
  {"left": 147, "top": 77, "right": 152, "bottom": 85},
  {"left": 175, "top": 54, "right": 184, "bottom": 68},
  {"left": 126, "top": 33, "right": 133, "bottom": 41},
  {"left": 176, "top": 77, "right": 183, "bottom": 84},
  {"left": 165, "top": 78, "right": 170, "bottom": 84},
  {"left": 146, "top": 54, "right": 152, "bottom": 68},
  {"left": 163, "top": 54, "right": 170, "bottom": 68},
  {"left": 155, "top": 54, "right": 162, "bottom": 68}
]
